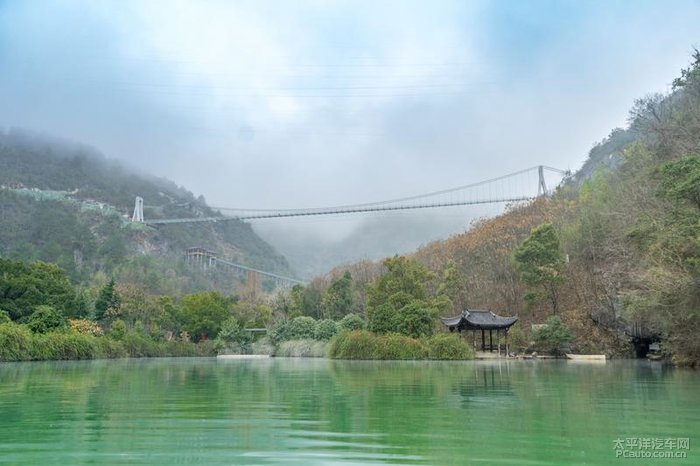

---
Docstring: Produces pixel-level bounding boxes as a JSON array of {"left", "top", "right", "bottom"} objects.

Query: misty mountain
[
  {"left": 0, "top": 128, "right": 293, "bottom": 291},
  {"left": 254, "top": 209, "right": 496, "bottom": 279}
]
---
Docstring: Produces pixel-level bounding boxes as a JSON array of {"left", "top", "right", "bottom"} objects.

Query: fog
[{"left": 1, "top": 0, "right": 699, "bottom": 277}]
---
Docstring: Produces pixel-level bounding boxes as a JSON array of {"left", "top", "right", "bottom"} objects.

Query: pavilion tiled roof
[{"left": 440, "top": 309, "right": 518, "bottom": 330}]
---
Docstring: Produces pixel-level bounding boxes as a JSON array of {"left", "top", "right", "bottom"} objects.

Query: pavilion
[{"left": 440, "top": 309, "right": 518, "bottom": 354}]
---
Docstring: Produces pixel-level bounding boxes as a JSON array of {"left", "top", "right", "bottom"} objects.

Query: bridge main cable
[{"left": 142, "top": 165, "right": 567, "bottom": 225}]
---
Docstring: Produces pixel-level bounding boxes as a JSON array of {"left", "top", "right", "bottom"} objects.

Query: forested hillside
[
  {"left": 292, "top": 52, "right": 700, "bottom": 365},
  {"left": 0, "top": 129, "right": 293, "bottom": 292}
]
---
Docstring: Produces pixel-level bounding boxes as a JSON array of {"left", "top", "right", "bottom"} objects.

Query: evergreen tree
[
  {"left": 94, "top": 279, "right": 119, "bottom": 321},
  {"left": 513, "top": 223, "right": 565, "bottom": 314},
  {"left": 321, "top": 271, "right": 354, "bottom": 319}
]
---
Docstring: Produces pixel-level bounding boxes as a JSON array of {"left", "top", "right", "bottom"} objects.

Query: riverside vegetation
[
  {"left": 1, "top": 53, "right": 699, "bottom": 365},
  {"left": 0, "top": 255, "right": 474, "bottom": 361}
]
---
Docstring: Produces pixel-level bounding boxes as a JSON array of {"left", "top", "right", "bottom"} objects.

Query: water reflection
[{"left": 0, "top": 358, "right": 697, "bottom": 465}]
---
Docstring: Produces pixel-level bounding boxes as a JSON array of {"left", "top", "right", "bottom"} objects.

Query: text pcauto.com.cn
[{"left": 613, "top": 438, "right": 689, "bottom": 459}]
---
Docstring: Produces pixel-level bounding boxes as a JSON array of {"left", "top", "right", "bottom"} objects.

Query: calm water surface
[{"left": 0, "top": 358, "right": 696, "bottom": 465}]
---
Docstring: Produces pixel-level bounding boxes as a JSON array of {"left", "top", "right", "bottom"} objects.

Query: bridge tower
[
  {"left": 537, "top": 166, "right": 548, "bottom": 196},
  {"left": 132, "top": 196, "right": 144, "bottom": 222}
]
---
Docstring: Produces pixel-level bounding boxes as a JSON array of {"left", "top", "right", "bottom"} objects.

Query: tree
[
  {"left": 315, "top": 319, "right": 338, "bottom": 340},
  {"left": 397, "top": 302, "right": 435, "bottom": 338},
  {"left": 437, "top": 260, "right": 469, "bottom": 312},
  {"left": 658, "top": 156, "right": 700, "bottom": 209},
  {"left": 94, "top": 279, "right": 119, "bottom": 321},
  {"left": 321, "top": 271, "right": 354, "bottom": 319},
  {"left": 289, "top": 316, "right": 317, "bottom": 340},
  {"left": 178, "top": 291, "right": 232, "bottom": 341},
  {"left": 217, "top": 316, "right": 253, "bottom": 351},
  {"left": 339, "top": 313, "right": 365, "bottom": 332},
  {"left": 27, "top": 305, "right": 66, "bottom": 333},
  {"left": 0, "top": 258, "right": 78, "bottom": 321},
  {"left": 232, "top": 300, "right": 271, "bottom": 328},
  {"left": 367, "top": 256, "right": 431, "bottom": 310},
  {"left": 513, "top": 223, "right": 565, "bottom": 314},
  {"left": 532, "top": 316, "right": 573, "bottom": 355},
  {"left": 367, "top": 256, "right": 438, "bottom": 336}
]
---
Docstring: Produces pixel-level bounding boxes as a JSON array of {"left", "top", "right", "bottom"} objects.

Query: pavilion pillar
[
  {"left": 489, "top": 329, "right": 493, "bottom": 352},
  {"left": 497, "top": 329, "right": 501, "bottom": 356},
  {"left": 481, "top": 329, "right": 485, "bottom": 351}
]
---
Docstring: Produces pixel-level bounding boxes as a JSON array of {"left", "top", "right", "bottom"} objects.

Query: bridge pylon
[
  {"left": 132, "top": 196, "right": 144, "bottom": 222},
  {"left": 537, "top": 166, "right": 548, "bottom": 196}
]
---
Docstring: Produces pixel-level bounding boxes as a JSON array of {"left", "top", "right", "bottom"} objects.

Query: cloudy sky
[{"left": 1, "top": 0, "right": 699, "bottom": 249}]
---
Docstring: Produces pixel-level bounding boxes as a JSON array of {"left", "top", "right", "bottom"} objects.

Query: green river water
[{"left": 0, "top": 358, "right": 696, "bottom": 465}]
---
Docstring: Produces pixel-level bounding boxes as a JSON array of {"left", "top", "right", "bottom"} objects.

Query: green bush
[
  {"left": 329, "top": 330, "right": 437, "bottom": 360},
  {"left": 110, "top": 319, "right": 127, "bottom": 341},
  {"left": 397, "top": 302, "right": 434, "bottom": 338},
  {"left": 338, "top": 313, "right": 365, "bottom": 332},
  {"left": 328, "top": 330, "right": 379, "bottom": 359},
  {"left": 506, "top": 324, "right": 526, "bottom": 352},
  {"left": 27, "top": 305, "right": 66, "bottom": 333},
  {"left": 217, "top": 316, "right": 253, "bottom": 352},
  {"left": 267, "top": 319, "right": 293, "bottom": 344},
  {"left": 122, "top": 332, "right": 165, "bottom": 358},
  {"left": 426, "top": 333, "right": 474, "bottom": 360},
  {"left": 533, "top": 316, "right": 574, "bottom": 355},
  {"left": 93, "top": 337, "right": 128, "bottom": 359},
  {"left": 0, "top": 322, "right": 34, "bottom": 361},
  {"left": 289, "top": 316, "right": 317, "bottom": 340},
  {"left": 315, "top": 319, "right": 338, "bottom": 340},
  {"left": 367, "top": 303, "right": 400, "bottom": 334},
  {"left": 0, "top": 321, "right": 217, "bottom": 361},
  {"left": 37, "top": 332, "right": 97, "bottom": 360},
  {"left": 376, "top": 333, "right": 428, "bottom": 359},
  {"left": 0, "top": 309, "right": 11, "bottom": 324}
]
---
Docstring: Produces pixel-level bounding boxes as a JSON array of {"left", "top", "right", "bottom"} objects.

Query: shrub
[
  {"left": 69, "top": 319, "right": 104, "bottom": 337},
  {"left": 338, "top": 313, "right": 365, "bottom": 332},
  {"left": 110, "top": 319, "right": 127, "bottom": 341},
  {"left": 289, "top": 316, "right": 317, "bottom": 340},
  {"left": 194, "top": 339, "right": 218, "bottom": 356},
  {"left": 367, "top": 303, "right": 400, "bottom": 334},
  {"left": 329, "top": 330, "right": 429, "bottom": 360},
  {"left": 93, "top": 337, "right": 128, "bottom": 359},
  {"left": 397, "top": 302, "right": 435, "bottom": 338},
  {"left": 251, "top": 337, "right": 274, "bottom": 355},
  {"left": 37, "top": 332, "right": 97, "bottom": 360},
  {"left": 275, "top": 339, "right": 327, "bottom": 357},
  {"left": 267, "top": 319, "right": 293, "bottom": 344},
  {"left": 426, "top": 333, "right": 474, "bottom": 360},
  {"left": 0, "top": 309, "right": 11, "bottom": 324},
  {"left": 533, "top": 316, "right": 574, "bottom": 355},
  {"left": 217, "top": 316, "right": 253, "bottom": 352},
  {"left": 122, "top": 332, "right": 164, "bottom": 358},
  {"left": 0, "top": 322, "right": 34, "bottom": 361},
  {"left": 376, "top": 333, "right": 428, "bottom": 359},
  {"left": 315, "top": 319, "right": 338, "bottom": 340},
  {"left": 506, "top": 323, "right": 526, "bottom": 352},
  {"left": 328, "top": 330, "right": 379, "bottom": 359},
  {"left": 27, "top": 305, "right": 66, "bottom": 333}
]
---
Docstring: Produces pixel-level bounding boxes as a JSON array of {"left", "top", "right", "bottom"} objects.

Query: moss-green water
[{"left": 0, "top": 358, "right": 696, "bottom": 465}]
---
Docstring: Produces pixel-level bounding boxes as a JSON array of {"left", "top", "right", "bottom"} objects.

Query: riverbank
[{"left": 0, "top": 322, "right": 217, "bottom": 362}]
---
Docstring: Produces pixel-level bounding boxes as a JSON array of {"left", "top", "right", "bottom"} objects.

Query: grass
[
  {"left": 0, "top": 322, "right": 217, "bottom": 362},
  {"left": 328, "top": 330, "right": 474, "bottom": 360}
]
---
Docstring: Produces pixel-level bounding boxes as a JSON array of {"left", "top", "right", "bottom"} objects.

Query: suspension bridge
[
  {"left": 133, "top": 165, "right": 568, "bottom": 225},
  {"left": 133, "top": 165, "right": 569, "bottom": 287}
]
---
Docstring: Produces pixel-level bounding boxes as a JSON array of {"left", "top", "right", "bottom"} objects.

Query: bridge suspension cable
[{"left": 140, "top": 165, "right": 568, "bottom": 225}]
